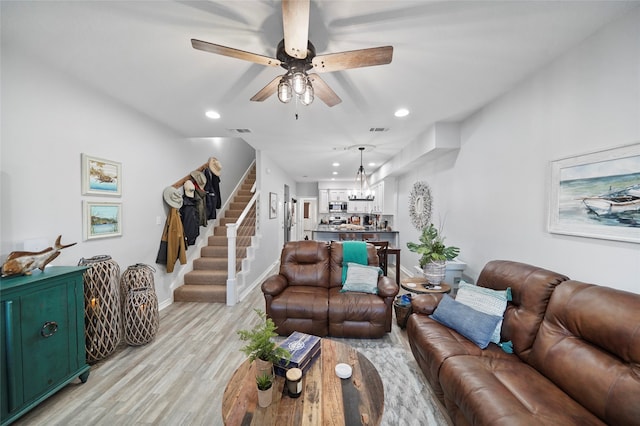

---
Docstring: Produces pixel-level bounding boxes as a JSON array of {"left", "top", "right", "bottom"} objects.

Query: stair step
[
  {"left": 174, "top": 284, "right": 226, "bottom": 303},
  {"left": 201, "top": 246, "right": 247, "bottom": 258},
  {"left": 205, "top": 235, "right": 252, "bottom": 248},
  {"left": 184, "top": 269, "right": 227, "bottom": 285}
]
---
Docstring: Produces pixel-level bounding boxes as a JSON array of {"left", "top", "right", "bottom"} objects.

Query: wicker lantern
[
  {"left": 120, "top": 264, "right": 159, "bottom": 346},
  {"left": 79, "top": 255, "right": 121, "bottom": 363}
]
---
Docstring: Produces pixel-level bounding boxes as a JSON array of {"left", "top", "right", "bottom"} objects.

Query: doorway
[{"left": 298, "top": 197, "right": 317, "bottom": 241}]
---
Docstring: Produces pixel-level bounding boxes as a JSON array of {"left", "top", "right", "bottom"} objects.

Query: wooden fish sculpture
[{"left": 1, "top": 235, "right": 76, "bottom": 277}]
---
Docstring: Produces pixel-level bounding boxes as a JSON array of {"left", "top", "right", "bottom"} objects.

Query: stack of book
[{"left": 274, "top": 332, "right": 321, "bottom": 377}]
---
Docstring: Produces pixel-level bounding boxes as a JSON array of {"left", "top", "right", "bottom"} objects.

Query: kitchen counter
[{"left": 312, "top": 226, "right": 399, "bottom": 246}]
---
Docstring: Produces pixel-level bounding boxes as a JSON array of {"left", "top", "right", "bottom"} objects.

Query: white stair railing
[{"left": 225, "top": 185, "right": 258, "bottom": 306}]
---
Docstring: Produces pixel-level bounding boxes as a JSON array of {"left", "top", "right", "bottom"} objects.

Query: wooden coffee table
[
  {"left": 222, "top": 338, "right": 384, "bottom": 425},
  {"left": 401, "top": 277, "right": 451, "bottom": 295}
]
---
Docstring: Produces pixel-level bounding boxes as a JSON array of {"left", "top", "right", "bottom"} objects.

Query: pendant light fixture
[{"left": 350, "top": 147, "right": 374, "bottom": 200}]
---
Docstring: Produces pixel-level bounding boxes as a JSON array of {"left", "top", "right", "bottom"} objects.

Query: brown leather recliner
[{"left": 262, "top": 240, "right": 399, "bottom": 338}]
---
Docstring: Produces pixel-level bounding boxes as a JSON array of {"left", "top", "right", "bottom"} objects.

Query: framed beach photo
[
  {"left": 548, "top": 143, "right": 640, "bottom": 244},
  {"left": 84, "top": 201, "right": 122, "bottom": 240},
  {"left": 82, "top": 154, "right": 122, "bottom": 196}
]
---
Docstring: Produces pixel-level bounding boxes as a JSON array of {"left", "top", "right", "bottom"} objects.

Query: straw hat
[
  {"left": 190, "top": 170, "right": 207, "bottom": 189},
  {"left": 208, "top": 157, "right": 222, "bottom": 176},
  {"left": 163, "top": 186, "right": 183, "bottom": 209}
]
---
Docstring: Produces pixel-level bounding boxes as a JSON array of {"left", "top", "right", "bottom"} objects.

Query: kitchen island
[{"left": 312, "top": 225, "right": 399, "bottom": 246}]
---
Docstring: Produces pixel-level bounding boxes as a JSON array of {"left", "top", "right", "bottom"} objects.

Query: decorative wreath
[{"left": 409, "top": 181, "right": 433, "bottom": 231}]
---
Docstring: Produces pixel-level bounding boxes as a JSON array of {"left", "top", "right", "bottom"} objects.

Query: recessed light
[
  {"left": 394, "top": 108, "right": 409, "bottom": 118},
  {"left": 332, "top": 171, "right": 338, "bottom": 175},
  {"left": 368, "top": 162, "right": 376, "bottom": 167},
  {"left": 332, "top": 162, "right": 340, "bottom": 167},
  {"left": 206, "top": 110, "right": 221, "bottom": 119}
]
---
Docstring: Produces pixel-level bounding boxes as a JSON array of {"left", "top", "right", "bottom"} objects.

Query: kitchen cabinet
[
  {"left": 371, "top": 178, "right": 397, "bottom": 215},
  {"left": 347, "top": 200, "right": 371, "bottom": 213},
  {"left": 328, "top": 190, "right": 349, "bottom": 201},
  {"left": 1, "top": 267, "right": 90, "bottom": 425},
  {"left": 319, "top": 190, "right": 329, "bottom": 213}
]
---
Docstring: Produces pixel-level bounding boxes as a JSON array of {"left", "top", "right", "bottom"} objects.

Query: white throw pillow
[{"left": 341, "top": 262, "right": 379, "bottom": 294}]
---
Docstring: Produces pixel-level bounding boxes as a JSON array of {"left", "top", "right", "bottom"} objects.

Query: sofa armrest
[
  {"left": 377, "top": 275, "right": 399, "bottom": 298},
  {"left": 261, "top": 274, "right": 289, "bottom": 296},
  {"left": 410, "top": 293, "right": 444, "bottom": 315}
]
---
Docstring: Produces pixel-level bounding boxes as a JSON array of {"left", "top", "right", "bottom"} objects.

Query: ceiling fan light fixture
[
  {"left": 278, "top": 77, "right": 293, "bottom": 103},
  {"left": 300, "top": 82, "right": 314, "bottom": 106},
  {"left": 292, "top": 71, "right": 307, "bottom": 95}
]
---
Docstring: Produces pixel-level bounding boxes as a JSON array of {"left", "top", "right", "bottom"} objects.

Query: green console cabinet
[{"left": 1, "top": 266, "right": 90, "bottom": 425}]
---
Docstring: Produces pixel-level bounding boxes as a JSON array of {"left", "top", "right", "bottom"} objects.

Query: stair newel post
[{"left": 226, "top": 223, "right": 238, "bottom": 306}]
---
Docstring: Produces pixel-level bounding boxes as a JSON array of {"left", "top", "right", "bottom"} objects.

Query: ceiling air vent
[
  {"left": 227, "top": 128, "right": 252, "bottom": 134},
  {"left": 369, "top": 127, "right": 389, "bottom": 132}
]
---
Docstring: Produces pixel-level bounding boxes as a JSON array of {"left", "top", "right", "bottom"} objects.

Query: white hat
[
  {"left": 190, "top": 170, "right": 207, "bottom": 188},
  {"left": 163, "top": 186, "right": 183, "bottom": 209},
  {"left": 183, "top": 180, "right": 195, "bottom": 197}
]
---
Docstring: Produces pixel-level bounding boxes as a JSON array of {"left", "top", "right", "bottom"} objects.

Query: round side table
[{"left": 401, "top": 277, "right": 451, "bottom": 295}]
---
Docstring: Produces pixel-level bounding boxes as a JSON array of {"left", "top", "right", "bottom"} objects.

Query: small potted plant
[
  {"left": 407, "top": 223, "right": 460, "bottom": 284},
  {"left": 256, "top": 371, "right": 274, "bottom": 408},
  {"left": 237, "top": 309, "right": 291, "bottom": 381}
]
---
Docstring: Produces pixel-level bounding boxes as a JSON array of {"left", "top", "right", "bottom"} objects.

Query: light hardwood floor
[{"left": 13, "top": 268, "right": 450, "bottom": 425}]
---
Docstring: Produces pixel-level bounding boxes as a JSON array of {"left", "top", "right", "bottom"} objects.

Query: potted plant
[
  {"left": 256, "top": 371, "right": 274, "bottom": 408},
  {"left": 407, "top": 223, "right": 460, "bottom": 285},
  {"left": 237, "top": 309, "right": 291, "bottom": 381}
]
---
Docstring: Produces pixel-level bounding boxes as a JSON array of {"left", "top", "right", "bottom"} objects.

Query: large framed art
[
  {"left": 81, "top": 154, "right": 122, "bottom": 196},
  {"left": 548, "top": 143, "right": 640, "bottom": 243},
  {"left": 84, "top": 201, "right": 122, "bottom": 240}
]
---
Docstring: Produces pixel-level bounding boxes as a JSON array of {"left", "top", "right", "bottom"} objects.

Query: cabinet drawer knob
[{"left": 41, "top": 321, "right": 59, "bottom": 338}]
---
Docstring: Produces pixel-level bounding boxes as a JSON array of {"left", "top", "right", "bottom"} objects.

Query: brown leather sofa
[
  {"left": 262, "top": 240, "right": 399, "bottom": 338},
  {"left": 407, "top": 260, "right": 640, "bottom": 425}
]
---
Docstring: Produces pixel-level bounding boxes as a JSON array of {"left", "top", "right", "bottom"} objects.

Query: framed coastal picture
[
  {"left": 269, "top": 192, "right": 278, "bottom": 219},
  {"left": 548, "top": 143, "right": 640, "bottom": 243},
  {"left": 81, "top": 154, "right": 122, "bottom": 196},
  {"left": 84, "top": 201, "right": 122, "bottom": 240}
]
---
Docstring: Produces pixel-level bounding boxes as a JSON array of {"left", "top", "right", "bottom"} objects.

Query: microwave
[{"left": 329, "top": 202, "right": 347, "bottom": 212}]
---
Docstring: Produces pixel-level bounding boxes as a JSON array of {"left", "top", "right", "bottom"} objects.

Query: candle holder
[
  {"left": 79, "top": 255, "right": 121, "bottom": 363},
  {"left": 120, "top": 264, "right": 159, "bottom": 346}
]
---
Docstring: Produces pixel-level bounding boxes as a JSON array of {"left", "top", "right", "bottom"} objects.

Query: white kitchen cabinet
[
  {"left": 328, "top": 190, "right": 349, "bottom": 201},
  {"left": 371, "top": 178, "right": 397, "bottom": 215},
  {"left": 319, "top": 190, "right": 329, "bottom": 213},
  {"left": 347, "top": 200, "right": 371, "bottom": 213}
]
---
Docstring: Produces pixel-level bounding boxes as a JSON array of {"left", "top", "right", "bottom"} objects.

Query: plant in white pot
[
  {"left": 407, "top": 223, "right": 460, "bottom": 285},
  {"left": 237, "top": 309, "right": 291, "bottom": 391},
  {"left": 256, "top": 371, "right": 274, "bottom": 408}
]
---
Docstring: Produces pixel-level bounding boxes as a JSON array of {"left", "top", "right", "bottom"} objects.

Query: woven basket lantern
[
  {"left": 120, "top": 264, "right": 159, "bottom": 346},
  {"left": 79, "top": 255, "right": 121, "bottom": 363}
]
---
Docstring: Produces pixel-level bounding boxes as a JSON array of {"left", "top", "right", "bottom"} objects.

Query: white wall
[
  {"left": 398, "top": 9, "right": 640, "bottom": 294},
  {"left": 1, "top": 49, "right": 255, "bottom": 306}
]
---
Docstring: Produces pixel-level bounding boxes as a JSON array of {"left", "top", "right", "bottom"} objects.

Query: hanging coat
[
  {"left": 204, "top": 168, "right": 221, "bottom": 220},
  {"left": 156, "top": 208, "right": 187, "bottom": 273},
  {"left": 180, "top": 195, "right": 200, "bottom": 245},
  {"left": 193, "top": 187, "right": 208, "bottom": 227}
]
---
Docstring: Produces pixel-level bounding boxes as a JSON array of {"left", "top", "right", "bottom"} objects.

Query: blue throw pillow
[{"left": 430, "top": 294, "right": 502, "bottom": 349}]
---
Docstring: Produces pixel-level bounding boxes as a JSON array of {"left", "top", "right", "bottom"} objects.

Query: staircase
[{"left": 173, "top": 165, "right": 256, "bottom": 303}]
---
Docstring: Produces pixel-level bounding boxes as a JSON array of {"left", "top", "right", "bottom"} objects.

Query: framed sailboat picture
[
  {"left": 81, "top": 154, "right": 122, "bottom": 196},
  {"left": 548, "top": 143, "right": 640, "bottom": 244}
]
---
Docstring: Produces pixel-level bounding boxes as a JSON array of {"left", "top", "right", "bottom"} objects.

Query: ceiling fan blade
[
  {"left": 250, "top": 75, "right": 283, "bottom": 102},
  {"left": 312, "top": 46, "right": 393, "bottom": 73},
  {"left": 308, "top": 74, "right": 342, "bottom": 107},
  {"left": 191, "top": 39, "right": 281, "bottom": 67},
  {"left": 282, "top": 0, "right": 310, "bottom": 59}
]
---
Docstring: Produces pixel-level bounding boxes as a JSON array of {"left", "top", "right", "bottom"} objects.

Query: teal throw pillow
[
  {"left": 430, "top": 294, "right": 502, "bottom": 349},
  {"left": 341, "top": 262, "right": 379, "bottom": 294}
]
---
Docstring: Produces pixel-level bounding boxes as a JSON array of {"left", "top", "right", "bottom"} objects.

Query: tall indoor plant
[{"left": 407, "top": 223, "right": 460, "bottom": 284}]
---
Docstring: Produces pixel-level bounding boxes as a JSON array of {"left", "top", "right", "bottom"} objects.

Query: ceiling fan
[{"left": 191, "top": 0, "right": 393, "bottom": 107}]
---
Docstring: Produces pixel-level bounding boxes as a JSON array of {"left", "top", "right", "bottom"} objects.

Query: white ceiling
[{"left": 3, "top": 1, "right": 637, "bottom": 182}]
